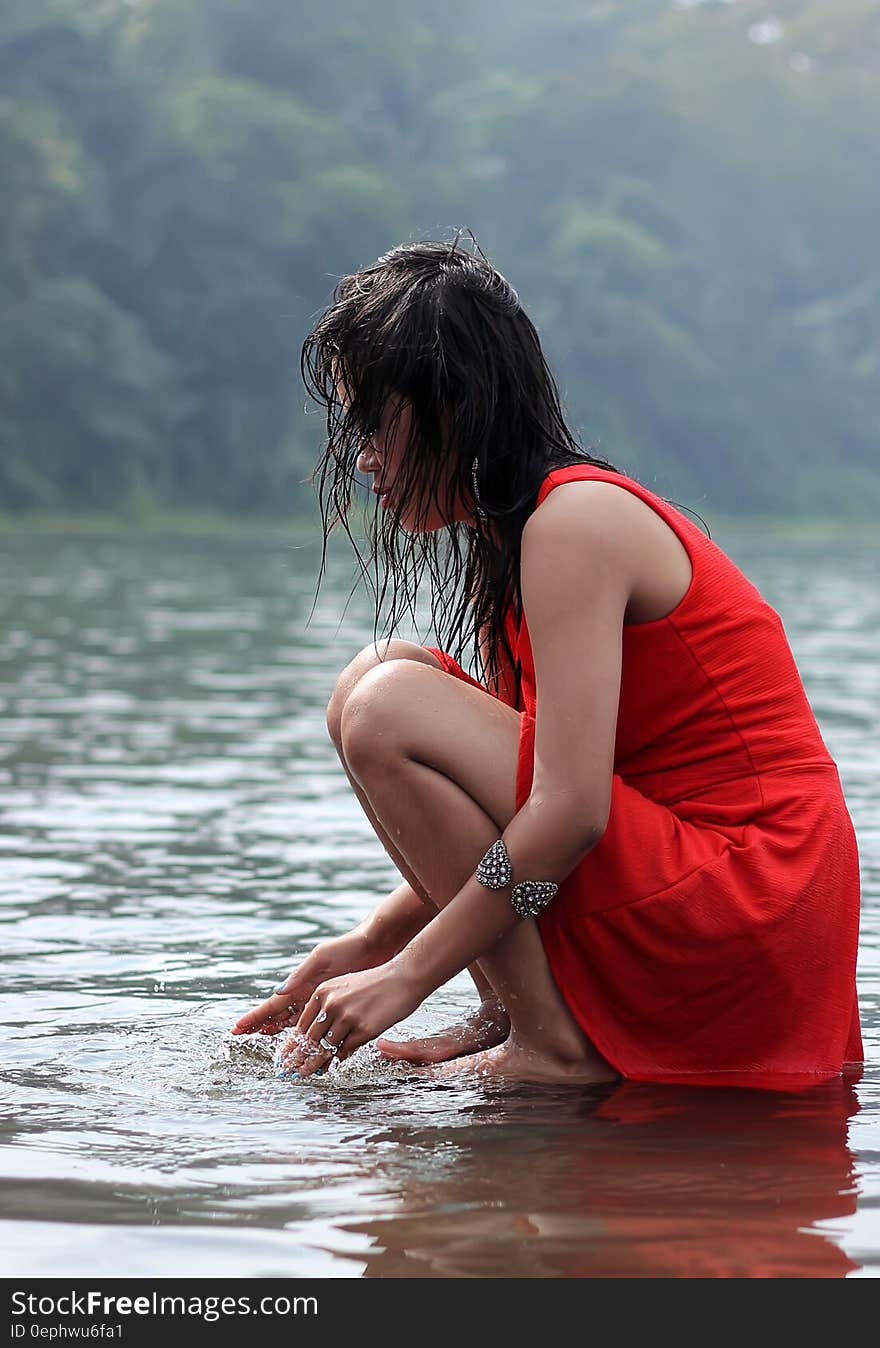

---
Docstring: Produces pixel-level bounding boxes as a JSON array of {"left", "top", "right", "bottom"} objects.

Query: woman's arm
[
  {"left": 398, "top": 481, "right": 634, "bottom": 993},
  {"left": 358, "top": 878, "right": 434, "bottom": 958},
  {"left": 230, "top": 878, "right": 433, "bottom": 1036}
]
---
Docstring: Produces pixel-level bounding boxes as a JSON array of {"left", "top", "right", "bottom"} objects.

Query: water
[{"left": 0, "top": 521, "right": 877, "bottom": 1278}]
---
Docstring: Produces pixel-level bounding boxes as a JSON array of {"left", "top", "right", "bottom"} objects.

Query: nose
[{"left": 357, "top": 442, "right": 382, "bottom": 475}]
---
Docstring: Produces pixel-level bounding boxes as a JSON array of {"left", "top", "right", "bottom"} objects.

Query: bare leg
[
  {"left": 327, "top": 639, "right": 509, "bottom": 1062},
  {"left": 339, "top": 657, "right": 618, "bottom": 1086}
]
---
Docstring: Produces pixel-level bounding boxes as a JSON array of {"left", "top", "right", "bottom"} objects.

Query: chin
[{"left": 392, "top": 503, "right": 451, "bottom": 534}]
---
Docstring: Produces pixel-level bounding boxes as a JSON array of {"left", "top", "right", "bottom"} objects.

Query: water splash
[{"left": 263, "top": 1030, "right": 421, "bottom": 1090}]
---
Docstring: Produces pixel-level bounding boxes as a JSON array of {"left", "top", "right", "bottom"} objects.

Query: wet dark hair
[{"left": 299, "top": 228, "right": 627, "bottom": 708}]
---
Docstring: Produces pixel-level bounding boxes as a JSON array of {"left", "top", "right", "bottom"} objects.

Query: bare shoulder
[
  {"left": 525, "top": 477, "right": 649, "bottom": 532},
  {"left": 521, "top": 478, "right": 693, "bottom": 626},
  {"left": 521, "top": 479, "right": 644, "bottom": 588}
]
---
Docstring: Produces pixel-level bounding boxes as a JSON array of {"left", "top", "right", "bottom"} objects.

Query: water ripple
[{"left": 0, "top": 526, "right": 877, "bottom": 1278}]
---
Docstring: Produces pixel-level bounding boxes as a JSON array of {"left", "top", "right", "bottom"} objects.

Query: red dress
[{"left": 425, "top": 464, "right": 864, "bottom": 1090}]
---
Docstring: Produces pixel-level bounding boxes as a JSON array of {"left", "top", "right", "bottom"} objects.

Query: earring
[{"left": 471, "top": 456, "right": 487, "bottom": 524}]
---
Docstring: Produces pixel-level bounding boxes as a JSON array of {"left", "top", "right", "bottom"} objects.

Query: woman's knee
[{"left": 325, "top": 639, "right": 442, "bottom": 747}]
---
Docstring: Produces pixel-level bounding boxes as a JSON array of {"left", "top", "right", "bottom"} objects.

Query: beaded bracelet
[{"left": 475, "top": 839, "right": 558, "bottom": 919}]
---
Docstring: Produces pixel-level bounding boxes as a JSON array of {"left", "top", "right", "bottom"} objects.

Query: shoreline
[{"left": 0, "top": 507, "right": 875, "bottom": 546}]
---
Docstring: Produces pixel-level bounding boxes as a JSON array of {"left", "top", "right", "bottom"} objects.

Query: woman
[{"left": 231, "top": 231, "right": 863, "bottom": 1090}]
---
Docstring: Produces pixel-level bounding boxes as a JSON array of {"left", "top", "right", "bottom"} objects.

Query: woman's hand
[
  {"left": 275, "top": 957, "right": 426, "bottom": 1078},
  {"left": 230, "top": 929, "right": 383, "bottom": 1037}
]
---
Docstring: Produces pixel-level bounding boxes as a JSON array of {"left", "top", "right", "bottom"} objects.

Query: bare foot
[
  {"left": 376, "top": 997, "right": 510, "bottom": 1065},
  {"left": 405, "top": 1036, "right": 620, "bottom": 1086}
]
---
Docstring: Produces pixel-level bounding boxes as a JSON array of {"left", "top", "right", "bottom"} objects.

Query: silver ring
[
  {"left": 316, "top": 1009, "right": 328, "bottom": 1023},
  {"left": 319, "top": 1035, "right": 338, "bottom": 1054}
]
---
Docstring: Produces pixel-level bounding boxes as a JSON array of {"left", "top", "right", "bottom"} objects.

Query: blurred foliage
[{"left": 1, "top": 0, "right": 877, "bottom": 517}]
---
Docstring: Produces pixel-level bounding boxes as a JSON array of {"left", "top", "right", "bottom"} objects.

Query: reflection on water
[
  {"left": 0, "top": 525, "right": 877, "bottom": 1278},
  {"left": 348, "top": 1075, "right": 865, "bottom": 1278}
]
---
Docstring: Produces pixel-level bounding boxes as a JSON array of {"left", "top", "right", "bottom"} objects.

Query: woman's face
[{"left": 334, "top": 368, "right": 471, "bottom": 533}]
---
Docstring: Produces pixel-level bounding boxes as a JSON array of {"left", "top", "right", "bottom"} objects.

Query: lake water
[{"left": 0, "top": 520, "right": 877, "bottom": 1278}]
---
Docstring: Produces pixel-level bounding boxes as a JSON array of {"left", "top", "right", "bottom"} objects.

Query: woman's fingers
[
  {"left": 276, "top": 1026, "right": 334, "bottom": 1077},
  {"left": 230, "top": 987, "right": 304, "bottom": 1036},
  {"left": 294, "top": 988, "right": 325, "bottom": 1037},
  {"left": 273, "top": 973, "right": 299, "bottom": 996},
  {"left": 279, "top": 989, "right": 347, "bottom": 1077},
  {"left": 276, "top": 1020, "right": 365, "bottom": 1078},
  {"left": 275, "top": 965, "right": 422, "bottom": 1080},
  {"left": 230, "top": 965, "right": 321, "bottom": 1036},
  {"left": 282, "top": 1030, "right": 342, "bottom": 1078}
]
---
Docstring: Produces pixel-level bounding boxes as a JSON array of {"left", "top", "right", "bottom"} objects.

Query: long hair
[{"left": 300, "top": 228, "right": 628, "bottom": 709}]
